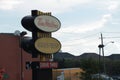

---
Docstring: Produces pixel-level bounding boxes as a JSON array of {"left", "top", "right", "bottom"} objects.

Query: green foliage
[
  {"left": 54, "top": 58, "right": 77, "bottom": 68},
  {"left": 79, "top": 58, "right": 100, "bottom": 74},
  {"left": 79, "top": 58, "right": 100, "bottom": 80},
  {"left": 80, "top": 72, "right": 92, "bottom": 80},
  {"left": 105, "top": 60, "right": 120, "bottom": 75},
  {"left": 54, "top": 56, "right": 120, "bottom": 76}
]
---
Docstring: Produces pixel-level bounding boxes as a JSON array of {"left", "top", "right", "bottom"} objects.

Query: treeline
[{"left": 54, "top": 58, "right": 120, "bottom": 76}]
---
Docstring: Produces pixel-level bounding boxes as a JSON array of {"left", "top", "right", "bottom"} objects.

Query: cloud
[
  {"left": 0, "top": 0, "right": 23, "bottom": 10},
  {"left": 60, "top": 37, "right": 100, "bottom": 55},
  {"left": 114, "top": 43, "right": 120, "bottom": 51},
  {"left": 53, "top": 13, "right": 112, "bottom": 44},
  {"left": 22, "top": 0, "right": 92, "bottom": 11},
  {"left": 0, "top": 0, "right": 93, "bottom": 13},
  {"left": 107, "top": 1, "right": 119, "bottom": 11},
  {"left": 58, "top": 14, "right": 112, "bottom": 34},
  {"left": 105, "top": 0, "right": 119, "bottom": 12},
  {"left": 97, "top": 0, "right": 119, "bottom": 12}
]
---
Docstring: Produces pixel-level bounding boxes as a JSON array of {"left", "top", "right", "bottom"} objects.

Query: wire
[
  {"left": 102, "top": 32, "right": 120, "bottom": 34},
  {"left": 103, "top": 37, "right": 120, "bottom": 39},
  {"left": 99, "top": 32, "right": 120, "bottom": 39},
  {"left": 81, "top": 33, "right": 99, "bottom": 38}
]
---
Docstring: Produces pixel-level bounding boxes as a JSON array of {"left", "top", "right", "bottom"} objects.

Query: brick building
[{"left": 0, "top": 33, "right": 40, "bottom": 80}]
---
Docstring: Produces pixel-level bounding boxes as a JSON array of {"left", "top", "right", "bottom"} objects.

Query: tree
[{"left": 79, "top": 58, "right": 100, "bottom": 80}]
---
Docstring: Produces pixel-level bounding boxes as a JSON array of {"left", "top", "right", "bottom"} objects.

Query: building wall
[
  {"left": 0, "top": 33, "right": 39, "bottom": 80},
  {"left": 53, "top": 68, "right": 83, "bottom": 80}
]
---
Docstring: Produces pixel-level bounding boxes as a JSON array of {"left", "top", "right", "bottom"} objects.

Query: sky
[{"left": 0, "top": 0, "right": 120, "bottom": 56}]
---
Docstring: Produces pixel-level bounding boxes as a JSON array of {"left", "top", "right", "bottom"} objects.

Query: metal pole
[
  {"left": 102, "top": 46, "right": 106, "bottom": 74},
  {"left": 100, "top": 33, "right": 106, "bottom": 74},
  {"left": 98, "top": 47, "right": 101, "bottom": 80}
]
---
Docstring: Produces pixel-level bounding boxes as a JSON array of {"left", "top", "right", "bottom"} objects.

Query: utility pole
[{"left": 98, "top": 33, "right": 106, "bottom": 75}]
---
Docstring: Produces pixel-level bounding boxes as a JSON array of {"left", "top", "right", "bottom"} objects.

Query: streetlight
[{"left": 98, "top": 33, "right": 114, "bottom": 75}]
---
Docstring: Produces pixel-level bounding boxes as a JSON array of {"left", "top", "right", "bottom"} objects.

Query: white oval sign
[
  {"left": 35, "top": 37, "right": 61, "bottom": 54},
  {"left": 34, "top": 15, "right": 61, "bottom": 32}
]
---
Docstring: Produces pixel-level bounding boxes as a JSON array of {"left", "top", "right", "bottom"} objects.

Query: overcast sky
[{"left": 0, "top": 0, "right": 120, "bottom": 56}]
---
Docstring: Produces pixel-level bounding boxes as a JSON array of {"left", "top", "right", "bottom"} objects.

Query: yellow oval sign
[{"left": 35, "top": 37, "right": 61, "bottom": 54}]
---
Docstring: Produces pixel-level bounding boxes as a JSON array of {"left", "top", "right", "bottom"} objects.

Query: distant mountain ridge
[
  {"left": 77, "top": 53, "right": 99, "bottom": 59},
  {"left": 106, "top": 54, "right": 120, "bottom": 60},
  {"left": 53, "top": 52, "right": 75, "bottom": 59},
  {"left": 54, "top": 52, "right": 120, "bottom": 60}
]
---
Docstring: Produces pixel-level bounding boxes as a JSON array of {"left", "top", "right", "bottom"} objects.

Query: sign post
[{"left": 21, "top": 10, "right": 61, "bottom": 80}]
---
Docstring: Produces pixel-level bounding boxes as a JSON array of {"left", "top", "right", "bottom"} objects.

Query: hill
[
  {"left": 53, "top": 52, "right": 75, "bottom": 60},
  {"left": 77, "top": 53, "right": 99, "bottom": 60},
  {"left": 54, "top": 52, "right": 120, "bottom": 61},
  {"left": 107, "top": 54, "right": 120, "bottom": 60}
]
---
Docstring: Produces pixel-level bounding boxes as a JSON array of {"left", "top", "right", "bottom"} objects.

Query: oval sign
[
  {"left": 34, "top": 15, "right": 61, "bottom": 32},
  {"left": 35, "top": 37, "right": 61, "bottom": 54}
]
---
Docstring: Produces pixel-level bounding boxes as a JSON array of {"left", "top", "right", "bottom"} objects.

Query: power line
[
  {"left": 102, "top": 32, "right": 120, "bottom": 34},
  {"left": 71, "top": 33, "right": 99, "bottom": 40},
  {"left": 99, "top": 32, "right": 120, "bottom": 39},
  {"left": 103, "top": 37, "right": 120, "bottom": 39}
]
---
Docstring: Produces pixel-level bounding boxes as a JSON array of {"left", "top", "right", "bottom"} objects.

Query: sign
[
  {"left": 40, "top": 62, "right": 58, "bottom": 69},
  {"left": 35, "top": 37, "right": 61, "bottom": 54},
  {"left": 34, "top": 15, "right": 61, "bottom": 32}
]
